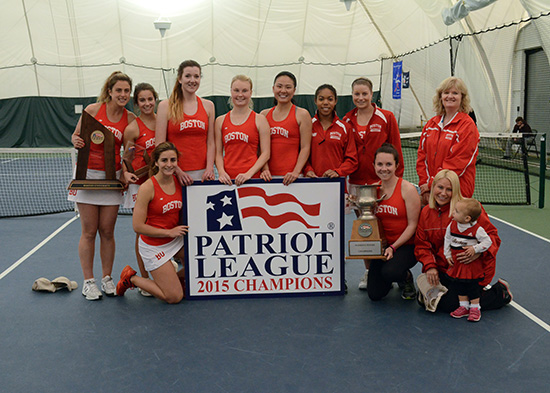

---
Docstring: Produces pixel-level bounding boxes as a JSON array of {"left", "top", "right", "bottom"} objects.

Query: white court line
[
  {"left": 488, "top": 214, "right": 550, "bottom": 332},
  {"left": 0, "top": 215, "right": 79, "bottom": 281},
  {"left": 509, "top": 301, "right": 550, "bottom": 333},
  {"left": 489, "top": 214, "right": 550, "bottom": 243}
]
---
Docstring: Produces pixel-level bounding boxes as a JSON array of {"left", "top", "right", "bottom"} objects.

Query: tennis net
[
  {"left": 0, "top": 148, "right": 77, "bottom": 217},
  {"left": 400, "top": 132, "right": 531, "bottom": 205},
  {"left": 0, "top": 133, "right": 534, "bottom": 218}
]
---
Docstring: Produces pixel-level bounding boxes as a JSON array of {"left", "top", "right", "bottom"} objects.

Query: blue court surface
[{"left": 1, "top": 211, "right": 549, "bottom": 392}]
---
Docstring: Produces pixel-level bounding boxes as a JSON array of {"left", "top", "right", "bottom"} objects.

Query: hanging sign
[
  {"left": 403, "top": 71, "right": 410, "bottom": 88},
  {"left": 393, "top": 61, "right": 402, "bottom": 99}
]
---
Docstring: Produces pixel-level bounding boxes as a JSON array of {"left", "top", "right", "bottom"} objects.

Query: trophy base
[
  {"left": 68, "top": 179, "right": 124, "bottom": 190},
  {"left": 346, "top": 218, "right": 387, "bottom": 260},
  {"left": 347, "top": 240, "right": 387, "bottom": 259}
]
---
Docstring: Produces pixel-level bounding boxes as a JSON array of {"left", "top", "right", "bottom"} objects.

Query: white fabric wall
[{"left": 1, "top": 0, "right": 549, "bottom": 132}]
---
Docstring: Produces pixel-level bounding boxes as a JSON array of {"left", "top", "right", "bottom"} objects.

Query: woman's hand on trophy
[{"left": 72, "top": 134, "right": 85, "bottom": 149}]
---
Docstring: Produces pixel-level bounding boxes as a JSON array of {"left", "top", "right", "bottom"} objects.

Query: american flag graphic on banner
[{"left": 206, "top": 186, "right": 321, "bottom": 232}]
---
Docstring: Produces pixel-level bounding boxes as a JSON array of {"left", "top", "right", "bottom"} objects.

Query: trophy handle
[
  {"left": 376, "top": 194, "right": 387, "bottom": 204},
  {"left": 346, "top": 194, "right": 361, "bottom": 212}
]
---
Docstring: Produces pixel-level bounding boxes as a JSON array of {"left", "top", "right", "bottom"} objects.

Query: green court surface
[{"left": 484, "top": 176, "right": 550, "bottom": 239}]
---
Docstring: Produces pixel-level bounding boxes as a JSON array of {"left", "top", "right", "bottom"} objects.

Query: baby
[{"left": 444, "top": 198, "right": 492, "bottom": 322}]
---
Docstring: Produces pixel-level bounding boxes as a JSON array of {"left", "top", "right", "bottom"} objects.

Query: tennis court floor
[{"left": 0, "top": 211, "right": 549, "bottom": 392}]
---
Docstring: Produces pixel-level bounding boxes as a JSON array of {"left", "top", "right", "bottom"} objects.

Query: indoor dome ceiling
[{"left": 1, "top": 0, "right": 549, "bottom": 132}]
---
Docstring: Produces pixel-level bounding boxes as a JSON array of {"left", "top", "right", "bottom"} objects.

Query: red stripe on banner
[
  {"left": 237, "top": 187, "right": 320, "bottom": 216},
  {"left": 241, "top": 207, "right": 319, "bottom": 229}
]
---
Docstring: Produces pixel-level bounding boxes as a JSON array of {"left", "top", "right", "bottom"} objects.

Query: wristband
[{"left": 389, "top": 244, "right": 396, "bottom": 253}]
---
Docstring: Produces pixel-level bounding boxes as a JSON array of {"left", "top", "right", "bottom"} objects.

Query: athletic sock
[
  {"left": 459, "top": 301, "right": 470, "bottom": 308},
  {"left": 469, "top": 303, "right": 481, "bottom": 310}
]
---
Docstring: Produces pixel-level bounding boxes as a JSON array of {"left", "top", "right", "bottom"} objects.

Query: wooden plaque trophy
[
  {"left": 68, "top": 110, "right": 124, "bottom": 190},
  {"left": 123, "top": 150, "right": 151, "bottom": 180},
  {"left": 347, "top": 185, "right": 387, "bottom": 259}
]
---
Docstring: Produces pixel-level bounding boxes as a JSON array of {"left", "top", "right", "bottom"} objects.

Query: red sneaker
[
  {"left": 450, "top": 306, "right": 470, "bottom": 319},
  {"left": 116, "top": 265, "right": 137, "bottom": 296},
  {"left": 468, "top": 307, "right": 481, "bottom": 322}
]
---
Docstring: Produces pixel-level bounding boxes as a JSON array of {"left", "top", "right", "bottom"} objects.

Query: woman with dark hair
[
  {"left": 344, "top": 77, "right": 404, "bottom": 290},
  {"left": 156, "top": 60, "right": 216, "bottom": 185},
  {"left": 366, "top": 143, "right": 420, "bottom": 301},
  {"left": 415, "top": 169, "right": 512, "bottom": 313},
  {"left": 116, "top": 142, "right": 187, "bottom": 304},
  {"left": 304, "top": 84, "right": 357, "bottom": 179},
  {"left": 417, "top": 77, "right": 479, "bottom": 204},
  {"left": 259, "top": 71, "right": 312, "bottom": 185},
  {"left": 121, "top": 82, "right": 159, "bottom": 296},
  {"left": 69, "top": 71, "right": 136, "bottom": 301}
]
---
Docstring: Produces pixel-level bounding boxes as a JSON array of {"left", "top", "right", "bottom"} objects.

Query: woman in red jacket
[
  {"left": 304, "top": 84, "right": 357, "bottom": 179},
  {"left": 416, "top": 77, "right": 479, "bottom": 205},
  {"left": 344, "top": 77, "right": 404, "bottom": 290},
  {"left": 414, "top": 169, "right": 512, "bottom": 312}
]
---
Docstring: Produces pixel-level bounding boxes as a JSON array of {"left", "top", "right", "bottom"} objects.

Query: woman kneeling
[{"left": 117, "top": 142, "right": 187, "bottom": 304}]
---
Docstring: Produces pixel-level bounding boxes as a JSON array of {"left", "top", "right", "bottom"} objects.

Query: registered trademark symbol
[{"left": 327, "top": 222, "right": 335, "bottom": 230}]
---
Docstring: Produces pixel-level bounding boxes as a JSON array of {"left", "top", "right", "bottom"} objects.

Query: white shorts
[
  {"left": 123, "top": 184, "right": 140, "bottom": 209},
  {"left": 67, "top": 169, "right": 124, "bottom": 206},
  {"left": 138, "top": 236, "right": 184, "bottom": 272}
]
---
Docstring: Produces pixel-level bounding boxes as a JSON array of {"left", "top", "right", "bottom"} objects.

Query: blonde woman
[
  {"left": 414, "top": 169, "right": 511, "bottom": 313},
  {"left": 69, "top": 71, "right": 136, "bottom": 300},
  {"left": 214, "top": 75, "right": 270, "bottom": 186},
  {"left": 417, "top": 77, "right": 479, "bottom": 204}
]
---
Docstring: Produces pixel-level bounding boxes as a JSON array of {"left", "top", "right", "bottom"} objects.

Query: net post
[{"left": 539, "top": 133, "right": 546, "bottom": 209}]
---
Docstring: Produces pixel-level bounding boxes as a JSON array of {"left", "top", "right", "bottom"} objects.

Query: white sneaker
[
  {"left": 82, "top": 279, "right": 103, "bottom": 300},
  {"left": 358, "top": 270, "right": 369, "bottom": 290},
  {"left": 101, "top": 275, "right": 117, "bottom": 297},
  {"left": 138, "top": 287, "right": 153, "bottom": 297}
]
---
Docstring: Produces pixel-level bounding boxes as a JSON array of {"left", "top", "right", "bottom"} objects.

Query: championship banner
[
  {"left": 392, "top": 61, "right": 402, "bottom": 99},
  {"left": 182, "top": 178, "right": 345, "bottom": 299}
]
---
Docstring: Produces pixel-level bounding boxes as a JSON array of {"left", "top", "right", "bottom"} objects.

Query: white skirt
[
  {"left": 67, "top": 169, "right": 124, "bottom": 206},
  {"left": 138, "top": 236, "right": 184, "bottom": 272},
  {"left": 123, "top": 183, "right": 140, "bottom": 209}
]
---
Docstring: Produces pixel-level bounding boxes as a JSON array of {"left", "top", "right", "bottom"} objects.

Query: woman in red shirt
[
  {"left": 344, "top": 77, "right": 404, "bottom": 290},
  {"left": 215, "top": 75, "right": 270, "bottom": 186},
  {"left": 116, "top": 142, "right": 188, "bottom": 304},
  {"left": 260, "top": 71, "right": 312, "bottom": 185},
  {"left": 415, "top": 169, "right": 512, "bottom": 313},
  {"left": 156, "top": 60, "right": 216, "bottom": 185},
  {"left": 121, "top": 82, "right": 158, "bottom": 296},
  {"left": 367, "top": 144, "right": 420, "bottom": 301},
  {"left": 304, "top": 84, "right": 357, "bottom": 179},
  {"left": 69, "top": 71, "right": 136, "bottom": 301},
  {"left": 417, "top": 77, "right": 479, "bottom": 204}
]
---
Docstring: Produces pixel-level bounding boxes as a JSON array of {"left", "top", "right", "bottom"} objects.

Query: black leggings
[
  {"left": 436, "top": 273, "right": 507, "bottom": 312},
  {"left": 367, "top": 244, "right": 417, "bottom": 301}
]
